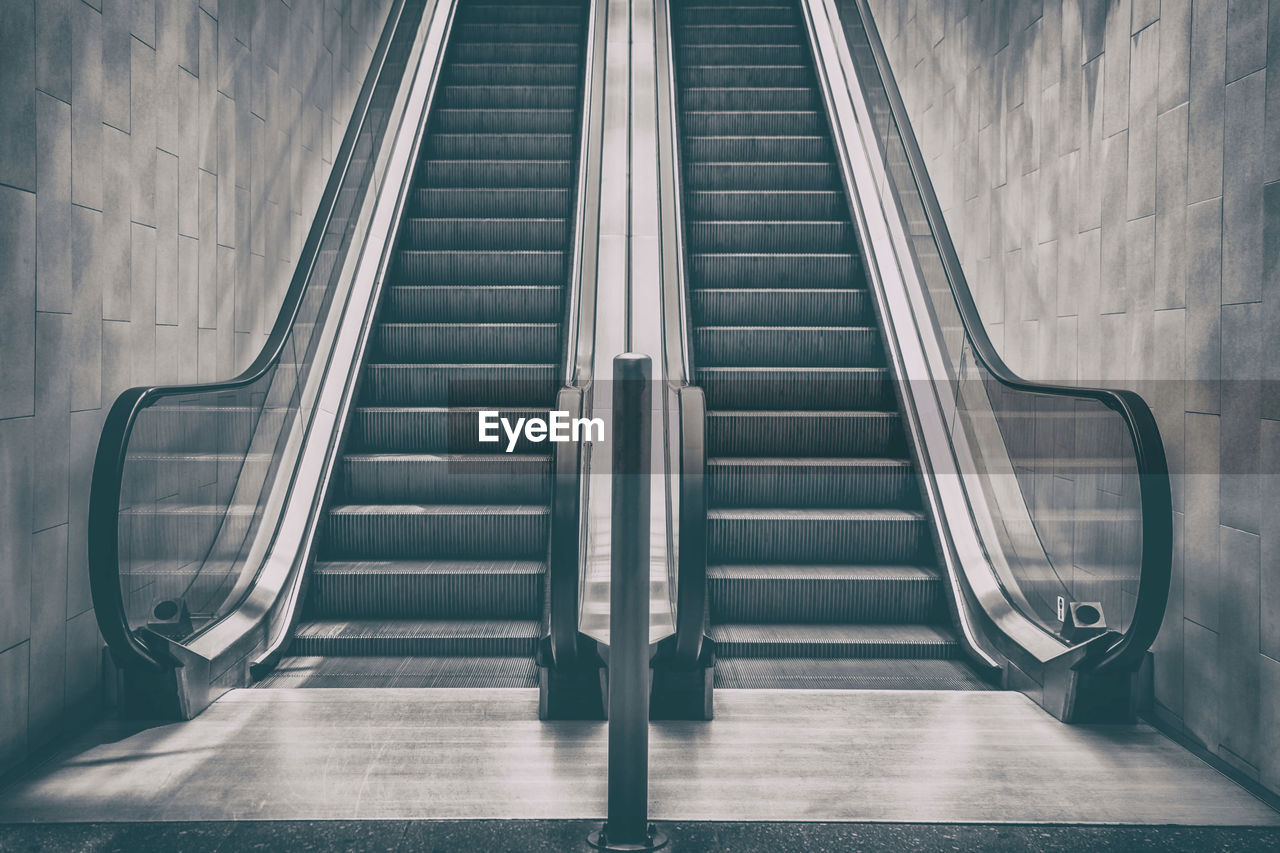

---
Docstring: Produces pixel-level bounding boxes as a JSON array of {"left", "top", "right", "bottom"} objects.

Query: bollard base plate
[{"left": 587, "top": 825, "right": 669, "bottom": 851}]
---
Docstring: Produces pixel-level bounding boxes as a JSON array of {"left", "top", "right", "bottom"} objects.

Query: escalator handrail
[
  {"left": 845, "top": 0, "right": 1172, "bottom": 674},
  {"left": 654, "top": 0, "right": 707, "bottom": 669},
  {"left": 560, "top": 0, "right": 607, "bottom": 390},
  {"left": 87, "top": 0, "right": 414, "bottom": 674},
  {"left": 547, "top": 0, "right": 609, "bottom": 670}
]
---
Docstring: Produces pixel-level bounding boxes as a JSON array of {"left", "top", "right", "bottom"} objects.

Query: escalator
[
  {"left": 87, "top": 0, "right": 1169, "bottom": 723},
  {"left": 670, "top": 0, "right": 988, "bottom": 690},
  {"left": 258, "top": 0, "right": 591, "bottom": 688}
]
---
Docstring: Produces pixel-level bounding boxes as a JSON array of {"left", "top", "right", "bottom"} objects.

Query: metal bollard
[{"left": 589, "top": 354, "right": 667, "bottom": 852}]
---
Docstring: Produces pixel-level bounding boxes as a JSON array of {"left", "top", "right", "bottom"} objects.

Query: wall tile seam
[
  {"left": 1216, "top": 742, "right": 1261, "bottom": 772},
  {"left": 0, "top": 182, "right": 36, "bottom": 197},
  {"left": 0, "top": 639, "right": 29, "bottom": 657},
  {"left": 67, "top": 603, "right": 93, "bottom": 622},
  {"left": 70, "top": 196, "right": 104, "bottom": 214},
  {"left": 1183, "top": 614, "right": 1221, "bottom": 634},
  {"left": 32, "top": 518, "right": 71, "bottom": 537},
  {"left": 33, "top": 88, "right": 71, "bottom": 109}
]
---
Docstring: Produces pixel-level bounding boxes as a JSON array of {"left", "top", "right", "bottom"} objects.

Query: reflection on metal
[
  {"left": 590, "top": 354, "right": 668, "bottom": 853},
  {"left": 646, "top": 0, "right": 713, "bottom": 720}
]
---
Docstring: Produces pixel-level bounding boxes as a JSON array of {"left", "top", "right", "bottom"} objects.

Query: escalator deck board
[
  {"left": 254, "top": 656, "right": 539, "bottom": 688},
  {"left": 713, "top": 658, "right": 993, "bottom": 691}
]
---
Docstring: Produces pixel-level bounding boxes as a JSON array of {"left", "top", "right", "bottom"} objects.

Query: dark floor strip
[{"left": 0, "top": 820, "right": 1276, "bottom": 853}]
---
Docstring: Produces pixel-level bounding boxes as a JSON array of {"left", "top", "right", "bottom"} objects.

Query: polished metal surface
[
  {"left": 577, "top": 0, "right": 677, "bottom": 649},
  {"left": 0, "top": 689, "right": 1275, "bottom": 824},
  {"left": 603, "top": 354, "right": 655, "bottom": 846}
]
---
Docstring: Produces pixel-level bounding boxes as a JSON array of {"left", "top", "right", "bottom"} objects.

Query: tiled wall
[
  {"left": 0, "top": 0, "right": 392, "bottom": 776},
  {"left": 862, "top": 0, "right": 1279, "bottom": 792}
]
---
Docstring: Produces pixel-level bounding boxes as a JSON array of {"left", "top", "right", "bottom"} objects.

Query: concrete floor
[{"left": 0, "top": 689, "right": 1275, "bottom": 825}]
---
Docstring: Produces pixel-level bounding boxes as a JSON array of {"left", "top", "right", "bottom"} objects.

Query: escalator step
[
  {"left": 255, "top": 655, "right": 540, "bottom": 688},
  {"left": 692, "top": 287, "right": 871, "bottom": 326},
  {"left": 290, "top": 618, "right": 542, "bottom": 657},
  {"left": 127, "top": 405, "right": 290, "bottom": 454},
  {"left": 690, "top": 252, "right": 859, "bottom": 288},
  {"left": 685, "top": 189, "right": 846, "bottom": 219},
  {"left": 310, "top": 560, "right": 545, "bottom": 618},
  {"left": 453, "top": 24, "right": 583, "bottom": 44},
  {"left": 686, "top": 161, "right": 841, "bottom": 191},
  {"left": 681, "top": 110, "right": 824, "bottom": 137},
  {"left": 684, "top": 134, "right": 829, "bottom": 162},
  {"left": 410, "top": 187, "right": 571, "bottom": 217},
  {"left": 340, "top": 453, "right": 553, "bottom": 503},
  {"left": 708, "top": 563, "right": 942, "bottom": 622},
  {"left": 362, "top": 363, "right": 558, "bottom": 406},
  {"left": 128, "top": 452, "right": 272, "bottom": 494},
  {"left": 706, "top": 457, "right": 916, "bottom": 508},
  {"left": 681, "top": 65, "right": 811, "bottom": 87},
  {"left": 324, "top": 504, "right": 549, "bottom": 559},
  {"left": 698, "top": 366, "right": 892, "bottom": 410},
  {"left": 677, "top": 44, "right": 806, "bottom": 66},
  {"left": 445, "top": 63, "right": 582, "bottom": 86},
  {"left": 450, "top": 42, "right": 582, "bottom": 64},
  {"left": 382, "top": 285, "right": 563, "bottom": 323},
  {"left": 394, "top": 250, "right": 566, "bottom": 286},
  {"left": 117, "top": 504, "right": 260, "bottom": 562},
  {"left": 679, "top": 6, "right": 795, "bottom": 25},
  {"left": 688, "top": 220, "right": 853, "bottom": 255},
  {"left": 425, "top": 133, "right": 576, "bottom": 159},
  {"left": 352, "top": 406, "right": 551, "bottom": 453},
  {"left": 706, "top": 410, "right": 905, "bottom": 456},
  {"left": 457, "top": 4, "right": 584, "bottom": 24},
  {"left": 433, "top": 107, "right": 578, "bottom": 134},
  {"left": 680, "top": 0, "right": 801, "bottom": 7},
  {"left": 678, "top": 24, "right": 803, "bottom": 45},
  {"left": 713, "top": 658, "right": 991, "bottom": 690},
  {"left": 373, "top": 322, "right": 559, "bottom": 363},
  {"left": 680, "top": 86, "right": 820, "bottom": 111},
  {"left": 709, "top": 623, "right": 958, "bottom": 659},
  {"left": 399, "top": 217, "right": 568, "bottom": 250},
  {"left": 707, "top": 507, "right": 927, "bottom": 563},
  {"left": 419, "top": 159, "right": 574, "bottom": 188},
  {"left": 694, "top": 325, "right": 881, "bottom": 365},
  {"left": 439, "top": 85, "right": 581, "bottom": 109}
]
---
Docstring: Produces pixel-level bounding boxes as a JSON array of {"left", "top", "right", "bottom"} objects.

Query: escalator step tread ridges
[
  {"left": 296, "top": 618, "right": 543, "bottom": 637},
  {"left": 268, "top": 0, "right": 590, "bottom": 689},
  {"left": 256, "top": 656, "right": 539, "bottom": 689},
  {"left": 714, "top": 658, "right": 991, "bottom": 690},
  {"left": 676, "top": 0, "right": 986, "bottom": 690},
  {"left": 315, "top": 559, "right": 547, "bottom": 575}
]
